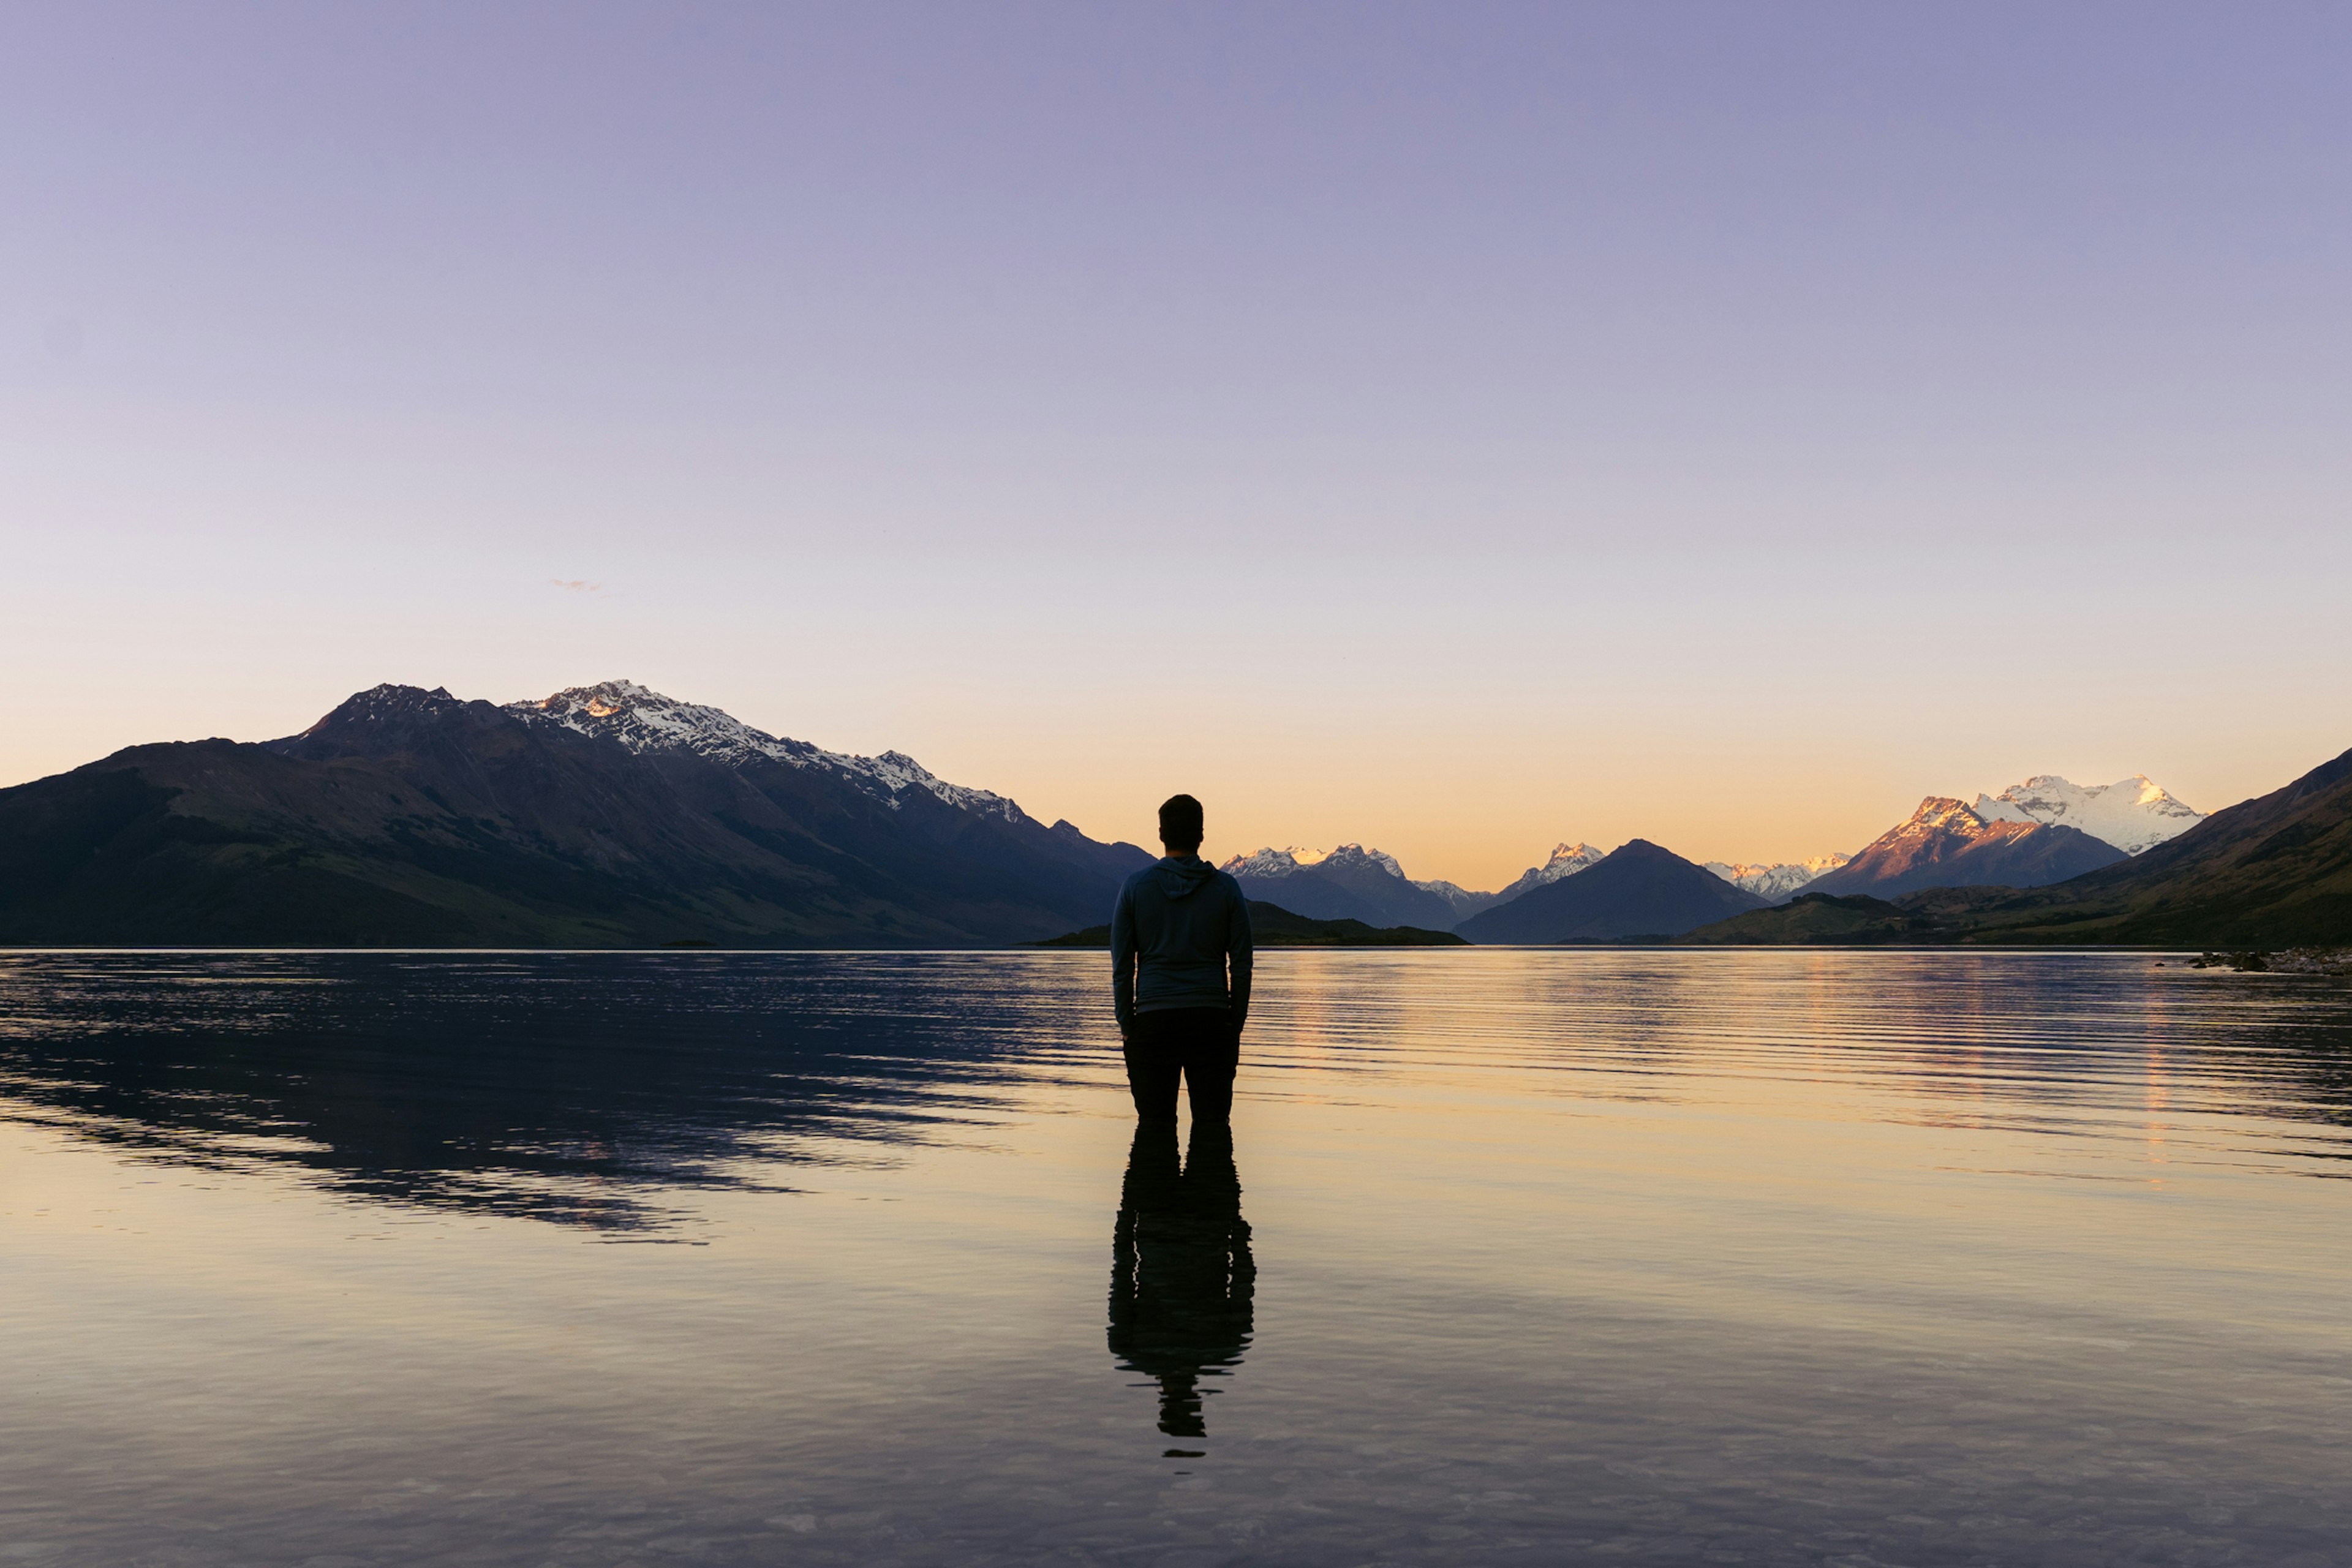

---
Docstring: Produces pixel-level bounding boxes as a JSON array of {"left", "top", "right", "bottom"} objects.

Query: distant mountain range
[
  {"left": 1690, "top": 777, "right": 2200, "bottom": 904},
  {"left": 1, "top": 679, "right": 2314, "bottom": 948},
  {"left": 1972, "top": 774, "right": 2204, "bottom": 856},
  {"left": 1221, "top": 845, "right": 1477, "bottom": 930},
  {"left": 1454, "top": 840, "right": 1769, "bottom": 943},
  {"left": 1675, "top": 745, "right": 2352, "bottom": 949},
  {"left": 1804, "top": 798, "right": 2128, "bottom": 899},
  {"left": 1703, "top": 854, "right": 1852, "bottom": 901},
  {"left": 1224, "top": 837, "right": 1784, "bottom": 943},
  {"left": 1219, "top": 839, "right": 1618, "bottom": 933}
]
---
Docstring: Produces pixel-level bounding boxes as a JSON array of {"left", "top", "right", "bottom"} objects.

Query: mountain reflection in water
[{"left": 0, "top": 951, "right": 1091, "bottom": 1231}]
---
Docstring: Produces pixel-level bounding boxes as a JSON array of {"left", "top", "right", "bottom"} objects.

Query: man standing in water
[{"left": 1110, "top": 794, "right": 1254, "bottom": 1123}]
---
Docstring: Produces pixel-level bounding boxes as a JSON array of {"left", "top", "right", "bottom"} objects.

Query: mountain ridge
[
  {"left": 1973, "top": 773, "right": 2203, "bottom": 854},
  {"left": 1455, "top": 839, "right": 1770, "bottom": 943},
  {"left": 0, "top": 680, "right": 1151, "bottom": 947},
  {"left": 1703, "top": 853, "right": 1853, "bottom": 902},
  {"left": 1489, "top": 843, "right": 1607, "bottom": 905},
  {"left": 1806, "top": 797, "right": 2126, "bottom": 899},
  {"left": 1672, "top": 744, "right": 2351, "bottom": 948},
  {"left": 508, "top": 679, "right": 1028, "bottom": 822},
  {"left": 1, "top": 684, "right": 2331, "bottom": 949},
  {"left": 1220, "top": 843, "right": 1469, "bottom": 930}
]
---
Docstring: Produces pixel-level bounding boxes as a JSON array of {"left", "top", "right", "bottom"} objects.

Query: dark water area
[
  {"left": 0, "top": 952, "right": 1088, "bottom": 1231},
  {"left": 4, "top": 949, "right": 2351, "bottom": 1565}
]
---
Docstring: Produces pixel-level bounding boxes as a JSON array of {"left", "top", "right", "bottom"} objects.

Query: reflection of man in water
[
  {"left": 1107, "top": 1118, "right": 1255, "bottom": 1438},
  {"left": 1110, "top": 793, "right": 1254, "bottom": 1123}
]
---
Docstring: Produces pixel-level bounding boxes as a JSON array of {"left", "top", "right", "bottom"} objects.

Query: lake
[{"left": 3, "top": 949, "right": 2350, "bottom": 1565}]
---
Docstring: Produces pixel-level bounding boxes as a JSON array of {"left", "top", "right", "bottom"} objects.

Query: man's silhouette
[
  {"left": 1110, "top": 794, "right": 1254, "bottom": 1123},
  {"left": 1107, "top": 1117, "right": 1255, "bottom": 1438}
]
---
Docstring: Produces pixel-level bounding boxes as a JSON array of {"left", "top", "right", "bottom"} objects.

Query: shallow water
[{"left": 3, "top": 949, "right": 2350, "bottom": 1565}]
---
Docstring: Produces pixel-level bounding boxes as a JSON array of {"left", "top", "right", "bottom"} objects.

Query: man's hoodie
[{"left": 1110, "top": 856, "right": 1254, "bottom": 1036}]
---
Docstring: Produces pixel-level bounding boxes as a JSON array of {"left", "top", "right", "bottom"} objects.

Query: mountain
[
  {"left": 1939, "top": 744, "right": 2352, "bottom": 946},
  {"left": 1219, "top": 844, "right": 1467, "bottom": 930},
  {"left": 1647, "top": 745, "right": 2352, "bottom": 949},
  {"left": 1702, "top": 853, "right": 1853, "bottom": 902},
  {"left": 1033, "top": 900, "right": 1465, "bottom": 948},
  {"left": 1972, "top": 774, "right": 2204, "bottom": 854},
  {"left": 1490, "top": 842, "right": 1607, "bottom": 904},
  {"left": 0, "top": 681, "right": 1152, "bottom": 947},
  {"left": 1219, "top": 838, "right": 1629, "bottom": 930},
  {"left": 1454, "top": 840, "right": 1770, "bottom": 943},
  {"left": 1803, "top": 798, "right": 2126, "bottom": 899},
  {"left": 1411, "top": 876, "right": 1501, "bottom": 924}
]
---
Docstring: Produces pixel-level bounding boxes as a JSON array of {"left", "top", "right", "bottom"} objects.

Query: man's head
[{"left": 1158, "top": 793, "right": 1204, "bottom": 858}]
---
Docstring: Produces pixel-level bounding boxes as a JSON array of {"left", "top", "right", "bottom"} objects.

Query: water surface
[{"left": 4, "top": 949, "right": 2350, "bottom": 1564}]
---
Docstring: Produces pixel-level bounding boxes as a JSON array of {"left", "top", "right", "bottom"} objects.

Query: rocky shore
[{"left": 2188, "top": 948, "right": 2352, "bottom": 974}]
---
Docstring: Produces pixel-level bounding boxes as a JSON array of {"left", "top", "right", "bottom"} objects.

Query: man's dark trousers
[{"left": 1124, "top": 1008, "right": 1238, "bottom": 1123}]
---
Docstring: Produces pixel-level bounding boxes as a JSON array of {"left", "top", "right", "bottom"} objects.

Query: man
[{"left": 1109, "top": 794, "right": 1254, "bottom": 1123}]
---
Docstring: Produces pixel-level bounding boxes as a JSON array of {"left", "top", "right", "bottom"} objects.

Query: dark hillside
[
  {"left": 1676, "top": 892, "right": 1932, "bottom": 945},
  {"left": 1456, "top": 840, "right": 1766, "bottom": 943}
]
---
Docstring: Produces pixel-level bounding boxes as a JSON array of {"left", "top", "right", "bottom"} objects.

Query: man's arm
[
  {"left": 1110, "top": 881, "right": 1138, "bottom": 1039},
  {"left": 1227, "top": 886, "right": 1254, "bottom": 1036}
]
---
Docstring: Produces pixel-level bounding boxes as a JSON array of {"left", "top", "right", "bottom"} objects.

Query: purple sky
[{"left": 6, "top": 2, "right": 2349, "bottom": 887}]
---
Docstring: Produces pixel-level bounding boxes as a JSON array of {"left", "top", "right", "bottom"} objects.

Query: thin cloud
[{"left": 551, "top": 578, "right": 604, "bottom": 594}]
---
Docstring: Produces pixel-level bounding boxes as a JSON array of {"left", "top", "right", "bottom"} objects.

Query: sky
[{"left": 5, "top": 2, "right": 2350, "bottom": 891}]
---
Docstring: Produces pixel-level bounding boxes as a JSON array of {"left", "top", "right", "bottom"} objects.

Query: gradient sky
[{"left": 6, "top": 2, "right": 2350, "bottom": 890}]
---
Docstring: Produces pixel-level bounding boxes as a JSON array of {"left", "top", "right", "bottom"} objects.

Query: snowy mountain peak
[
  {"left": 1702, "top": 853, "right": 1853, "bottom": 901},
  {"left": 1222, "top": 846, "right": 1319, "bottom": 878},
  {"left": 507, "top": 680, "right": 1026, "bottom": 823},
  {"left": 1971, "top": 774, "right": 2203, "bottom": 855},
  {"left": 522, "top": 680, "right": 798, "bottom": 766},
  {"left": 1221, "top": 843, "right": 1404, "bottom": 878},
  {"left": 1537, "top": 842, "right": 1605, "bottom": 876},
  {"left": 1491, "top": 842, "right": 1608, "bottom": 904},
  {"left": 1907, "top": 797, "right": 1993, "bottom": 838},
  {"left": 1329, "top": 843, "right": 1406, "bottom": 878}
]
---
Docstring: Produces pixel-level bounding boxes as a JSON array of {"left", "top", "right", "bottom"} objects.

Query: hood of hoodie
[{"left": 1154, "top": 855, "right": 1218, "bottom": 899}]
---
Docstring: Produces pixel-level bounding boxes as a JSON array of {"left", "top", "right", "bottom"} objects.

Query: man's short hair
[{"left": 1158, "top": 793, "right": 1204, "bottom": 852}]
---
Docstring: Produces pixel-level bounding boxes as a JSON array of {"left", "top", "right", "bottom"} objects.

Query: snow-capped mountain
[
  {"left": 1219, "top": 843, "right": 1467, "bottom": 930},
  {"left": 129, "top": 680, "right": 1158, "bottom": 945},
  {"left": 511, "top": 679, "right": 1024, "bottom": 823},
  {"left": 1223, "top": 845, "right": 1339, "bottom": 879},
  {"left": 1223, "top": 840, "right": 1633, "bottom": 927},
  {"left": 1491, "top": 843, "right": 1607, "bottom": 905},
  {"left": 1702, "top": 853, "right": 1853, "bottom": 902},
  {"left": 1970, "top": 775, "right": 2203, "bottom": 856},
  {"left": 1807, "top": 797, "right": 2125, "bottom": 899},
  {"left": 1221, "top": 843, "right": 1501, "bottom": 924}
]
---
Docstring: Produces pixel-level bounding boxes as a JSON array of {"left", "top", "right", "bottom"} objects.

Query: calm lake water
[{"left": 4, "top": 949, "right": 2351, "bottom": 1566}]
